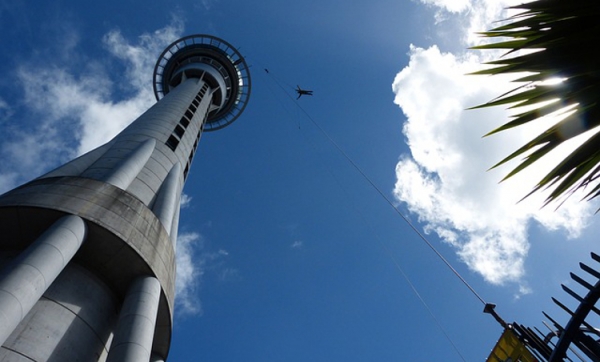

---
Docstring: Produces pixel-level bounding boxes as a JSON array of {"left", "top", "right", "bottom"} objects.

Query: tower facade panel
[{"left": 0, "top": 264, "right": 118, "bottom": 362}]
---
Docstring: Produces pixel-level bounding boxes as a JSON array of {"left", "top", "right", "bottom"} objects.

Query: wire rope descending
[
  {"left": 258, "top": 65, "right": 485, "bottom": 361},
  {"left": 262, "top": 65, "right": 487, "bottom": 307}
]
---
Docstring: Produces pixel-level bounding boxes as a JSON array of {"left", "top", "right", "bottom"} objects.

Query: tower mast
[{"left": 0, "top": 34, "right": 250, "bottom": 361}]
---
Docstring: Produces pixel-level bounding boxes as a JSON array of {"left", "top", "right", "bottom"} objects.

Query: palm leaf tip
[{"left": 471, "top": 0, "right": 600, "bottom": 208}]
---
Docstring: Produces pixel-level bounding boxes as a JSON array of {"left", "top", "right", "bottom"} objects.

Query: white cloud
[
  {"left": 199, "top": 0, "right": 220, "bottom": 10},
  {"left": 462, "top": 0, "right": 528, "bottom": 48},
  {"left": 175, "top": 232, "right": 204, "bottom": 315},
  {"left": 0, "top": 97, "right": 13, "bottom": 123},
  {"left": 416, "top": 0, "right": 527, "bottom": 46},
  {"left": 291, "top": 240, "right": 303, "bottom": 249},
  {"left": 0, "top": 111, "right": 72, "bottom": 183},
  {"left": 78, "top": 22, "right": 184, "bottom": 154},
  {"left": 102, "top": 21, "right": 183, "bottom": 96},
  {"left": 0, "top": 21, "right": 183, "bottom": 194},
  {"left": 0, "top": 171, "right": 18, "bottom": 194},
  {"left": 175, "top": 232, "right": 236, "bottom": 316},
  {"left": 180, "top": 193, "right": 193, "bottom": 209},
  {"left": 418, "top": 0, "right": 471, "bottom": 13},
  {"left": 218, "top": 268, "right": 240, "bottom": 282},
  {"left": 392, "top": 2, "right": 594, "bottom": 287}
]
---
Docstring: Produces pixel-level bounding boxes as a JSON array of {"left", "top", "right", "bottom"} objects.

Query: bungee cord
[{"left": 251, "top": 59, "right": 507, "bottom": 360}]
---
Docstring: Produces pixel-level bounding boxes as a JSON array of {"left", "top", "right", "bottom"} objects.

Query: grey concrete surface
[
  {"left": 152, "top": 163, "right": 182, "bottom": 234},
  {"left": 0, "top": 215, "right": 87, "bottom": 346},
  {"left": 106, "top": 276, "right": 161, "bottom": 362},
  {"left": 1, "top": 263, "right": 118, "bottom": 362}
]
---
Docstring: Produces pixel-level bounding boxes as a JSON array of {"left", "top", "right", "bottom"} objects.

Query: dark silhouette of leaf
[{"left": 472, "top": 0, "right": 600, "bottom": 210}]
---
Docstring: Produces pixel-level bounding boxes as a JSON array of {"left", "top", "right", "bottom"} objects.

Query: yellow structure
[{"left": 487, "top": 329, "right": 538, "bottom": 362}]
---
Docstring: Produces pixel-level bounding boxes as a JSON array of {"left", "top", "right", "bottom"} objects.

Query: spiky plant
[{"left": 472, "top": 0, "right": 600, "bottom": 208}]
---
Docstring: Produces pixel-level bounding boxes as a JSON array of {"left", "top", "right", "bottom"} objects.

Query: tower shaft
[
  {"left": 0, "top": 34, "right": 251, "bottom": 362},
  {"left": 0, "top": 76, "right": 213, "bottom": 361}
]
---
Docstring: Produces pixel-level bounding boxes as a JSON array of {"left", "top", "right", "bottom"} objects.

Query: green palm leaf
[{"left": 473, "top": 0, "right": 600, "bottom": 209}]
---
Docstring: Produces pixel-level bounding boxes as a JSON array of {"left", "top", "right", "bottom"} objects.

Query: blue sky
[{"left": 1, "top": 0, "right": 599, "bottom": 360}]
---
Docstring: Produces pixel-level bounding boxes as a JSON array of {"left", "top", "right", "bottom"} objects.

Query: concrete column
[
  {"left": 0, "top": 215, "right": 87, "bottom": 346},
  {"left": 102, "top": 138, "right": 156, "bottom": 190},
  {"left": 107, "top": 276, "right": 161, "bottom": 362},
  {"left": 152, "top": 163, "right": 182, "bottom": 233},
  {"left": 170, "top": 204, "right": 181, "bottom": 251},
  {"left": 39, "top": 141, "right": 113, "bottom": 179}
]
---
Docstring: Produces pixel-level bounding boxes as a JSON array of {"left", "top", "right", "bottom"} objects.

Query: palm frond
[{"left": 472, "top": 0, "right": 600, "bottom": 209}]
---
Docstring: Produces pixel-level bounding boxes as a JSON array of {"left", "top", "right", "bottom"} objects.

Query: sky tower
[{"left": 0, "top": 34, "right": 250, "bottom": 361}]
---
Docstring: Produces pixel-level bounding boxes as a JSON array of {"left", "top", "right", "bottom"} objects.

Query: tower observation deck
[
  {"left": 0, "top": 34, "right": 250, "bottom": 362},
  {"left": 154, "top": 34, "right": 250, "bottom": 130}
]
